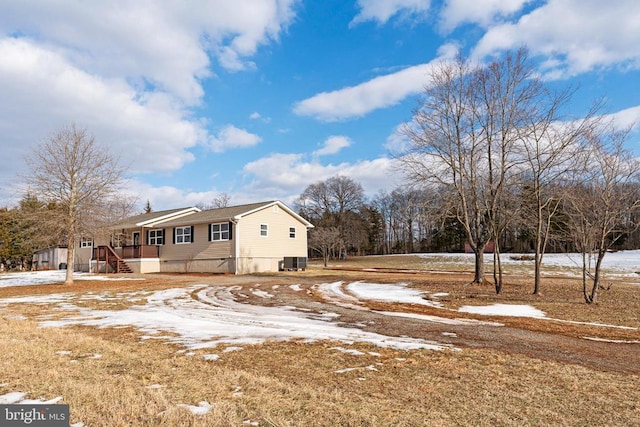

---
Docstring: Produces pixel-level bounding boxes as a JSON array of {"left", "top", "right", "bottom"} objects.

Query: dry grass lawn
[{"left": 0, "top": 256, "right": 639, "bottom": 426}]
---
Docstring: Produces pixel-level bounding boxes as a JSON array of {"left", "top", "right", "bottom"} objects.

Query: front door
[{"left": 132, "top": 232, "right": 140, "bottom": 246}]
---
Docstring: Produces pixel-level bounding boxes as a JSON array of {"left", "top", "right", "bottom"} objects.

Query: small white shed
[{"left": 32, "top": 246, "right": 68, "bottom": 270}]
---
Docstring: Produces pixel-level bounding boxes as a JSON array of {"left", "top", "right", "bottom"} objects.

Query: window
[
  {"left": 148, "top": 229, "right": 164, "bottom": 245},
  {"left": 175, "top": 226, "right": 192, "bottom": 244},
  {"left": 260, "top": 224, "right": 268, "bottom": 237},
  {"left": 79, "top": 237, "right": 93, "bottom": 248},
  {"left": 289, "top": 227, "right": 296, "bottom": 239},
  {"left": 210, "top": 223, "right": 229, "bottom": 241}
]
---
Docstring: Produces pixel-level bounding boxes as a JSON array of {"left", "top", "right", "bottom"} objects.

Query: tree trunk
[
  {"left": 493, "top": 241, "right": 503, "bottom": 294},
  {"left": 65, "top": 233, "right": 74, "bottom": 285},
  {"left": 581, "top": 250, "right": 590, "bottom": 303},
  {"left": 473, "top": 246, "right": 485, "bottom": 284},
  {"left": 533, "top": 206, "right": 543, "bottom": 294},
  {"left": 585, "top": 250, "right": 606, "bottom": 304}
]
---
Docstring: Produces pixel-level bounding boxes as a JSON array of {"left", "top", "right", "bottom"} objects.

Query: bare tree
[
  {"left": 197, "top": 193, "right": 231, "bottom": 210},
  {"left": 296, "top": 175, "right": 365, "bottom": 256},
  {"left": 564, "top": 126, "right": 640, "bottom": 304},
  {"left": 308, "top": 227, "right": 343, "bottom": 267},
  {"left": 211, "top": 193, "right": 231, "bottom": 208},
  {"left": 401, "top": 53, "right": 490, "bottom": 284},
  {"left": 296, "top": 176, "right": 364, "bottom": 224},
  {"left": 513, "top": 74, "right": 602, "bottom": 294},
  {"left": 24, "top": 124, "right": 125, "bottom": 284},
  {"left": 401, "top": 48, "right": 543, "bottom": 291}
]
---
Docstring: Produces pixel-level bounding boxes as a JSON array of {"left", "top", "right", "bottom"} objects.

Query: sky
[{"left": 1, "top": 0, "right": 640, "bottom": 211}]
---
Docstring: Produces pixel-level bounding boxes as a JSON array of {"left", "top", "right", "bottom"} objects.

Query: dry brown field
[{"left": 0, "top": 255, "right": 638, "bottom": 426}]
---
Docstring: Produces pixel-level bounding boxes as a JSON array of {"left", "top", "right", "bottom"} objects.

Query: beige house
[{"left": 93, "top": 201, "right": 313, "bottom": 274}]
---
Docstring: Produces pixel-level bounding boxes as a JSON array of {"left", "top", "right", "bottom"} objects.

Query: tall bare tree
[
  {"left": 24, "top": 124, "right": 125, "bottom": 284},
  {"left": 519, "top": 99, "right": 600, "bottom": 295},
  {"left": 296, "top": 175, "right": 366, "bottom": 256},
  {"left": 401, "top": 48, "right": 545, "bottom": 291}
]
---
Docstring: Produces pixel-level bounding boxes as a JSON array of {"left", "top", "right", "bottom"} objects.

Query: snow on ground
[
  {"left": 0, "top": 391, "right": 62, "bottom": 405},
  {"left": 313, "top": 281, "right": 367, "bottom": 310},
  {"left": 415, "top": 250, "right": 640, "bottom": 278},
  {"left": 177, "top": 401, "right": 213, "bottom": 415},
  {"left": 374, "top": 310, "right": 501, "bottom": 326},
  {"left": 458, "top": 304, "right": 547, "bottom": 318},
  {"left": 1, "top": 260, "right": 636, "bottom": 355},
  {"left": 0, "top": 285, "right": 453, "bottom": 351},
  {"left": 0, "top": 270, "right": 143, "bottom": 288},
  {"left": 455, "top": 303, "right": 637, "bottom": 330},
  {"left": 346, "top": 281, "right": 443, "bottom": 308}
]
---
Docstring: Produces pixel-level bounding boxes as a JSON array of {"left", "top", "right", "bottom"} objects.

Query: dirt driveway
[{"left": 169, "top": 271, "right": 640, "bottom": 375}]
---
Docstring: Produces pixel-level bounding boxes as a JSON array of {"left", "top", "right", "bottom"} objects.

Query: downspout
[{"left": 231, "top": 218, "right": 239, "bottom": 275}]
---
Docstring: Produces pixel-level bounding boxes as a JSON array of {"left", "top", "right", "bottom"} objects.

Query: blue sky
[{"left": 1, "top": 0, "right": 640, "bottom": 210}]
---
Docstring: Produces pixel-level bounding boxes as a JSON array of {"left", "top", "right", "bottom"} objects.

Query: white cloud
[
  {"left": 249, "top": 111, "right": 271, "bottom": 123},
  {"left": 293, "top": 43, "right": 458, "bottom": 122},
  {"left": 242, "top": 152, "right": 402, "bottom": 202},
  {"left": 0, "top": 38, "right": 199, "bottom": 178},
  {"left": 208, "top": 125, "right": 262, "bottom": 153},
  {"left": 351, "top": 0, "right": 431, "bottom": 26},
  {"left": 123, "top": 179, "right": 222, "bottom": 211},
  {"left": 0, "top": 1, "right": 298, "bottom": 104},
  {"left": 439, "top": 0, "right": 531, "bottom": 33},
  {"left": 601, "top": 105, "right": 640, "bottom": 132},
  {"left": 384, "top": 124, "right": 412, "bottom": 154},
  {"left": 313, "top": 136, "right": 353, "bottom": 156},
  {"left": 472, "top": 0, "right": 640, "bottom": 78},
  {"left": 0, "top": 1, "right": 298, "bottom": 207}
]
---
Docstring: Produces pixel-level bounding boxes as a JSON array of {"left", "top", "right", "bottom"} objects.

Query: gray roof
[
  {"left": 109, "top": 207, "right": 195, "bottom": 230},
  {"left": 158, "top": 201, "right": 279, "bottom": 227},
  {"left": 109, "top": 201, "right": 313, "bottom": 230}
]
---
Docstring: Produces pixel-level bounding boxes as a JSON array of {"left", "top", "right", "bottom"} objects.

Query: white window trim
[
  {"left": 80, "top": 237, "right": 93, "bottom": 248},
  {"left": 148, "top": 229, "right": 164, "bottom": 246},
  {"left": 289, "top": 227, "right": 296, "bottom": 239},
  {"left": 175, "top": 226, "right": 192, "bottom": 244},
  {"left": 211, "top": 223, "right": 229, "bottom": 241},
  {"left": 260, "top": 223, "right": 268, "bottom": 237}
]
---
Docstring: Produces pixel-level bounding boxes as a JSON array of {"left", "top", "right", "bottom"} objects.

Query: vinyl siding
[
  {"left": 75, "top": 247, "right": 93, "bottom": 272},
  {"left": 237, "top": 205, "right": 308, "bottom": 259},
  {"left": 159, "top": 223, "right": 234, "bottom": 262}
]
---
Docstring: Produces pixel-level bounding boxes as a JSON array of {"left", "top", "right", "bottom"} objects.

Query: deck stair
[{"left": 94, "top": 245, "right": 133, "bottom": 274}]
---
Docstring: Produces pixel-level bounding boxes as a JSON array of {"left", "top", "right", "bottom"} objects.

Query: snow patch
[
  {"left": 581, "top": 337, "right": 640, "bottom": 344},
  {"left": 251, "top": 289, "right": 273, "bottom": 299},
  {"left": 26, "top": 286, "right": 453, "bottom": 351},
  {"left": 347, "top": 282, "right": 443, "bottom": 308},
  {"left": 177, "top": 401, "right": 213, "bottom": 415},
  {"left": 0, "top": 391, "right": 62, "bottom": 405},
  {"left": 458, "top": 304, "right": 546, "bottom": 319},
  {"left": 0, "top": 270, "right": 142, "bottom": 288}
]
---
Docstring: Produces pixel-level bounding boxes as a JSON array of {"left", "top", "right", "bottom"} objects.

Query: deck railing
[
  {"left": 93, "top": 244, "right": 159, "bottom": 260},
  {"left": 120, "top": 244, "right": 160, "bottom": 259}
]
